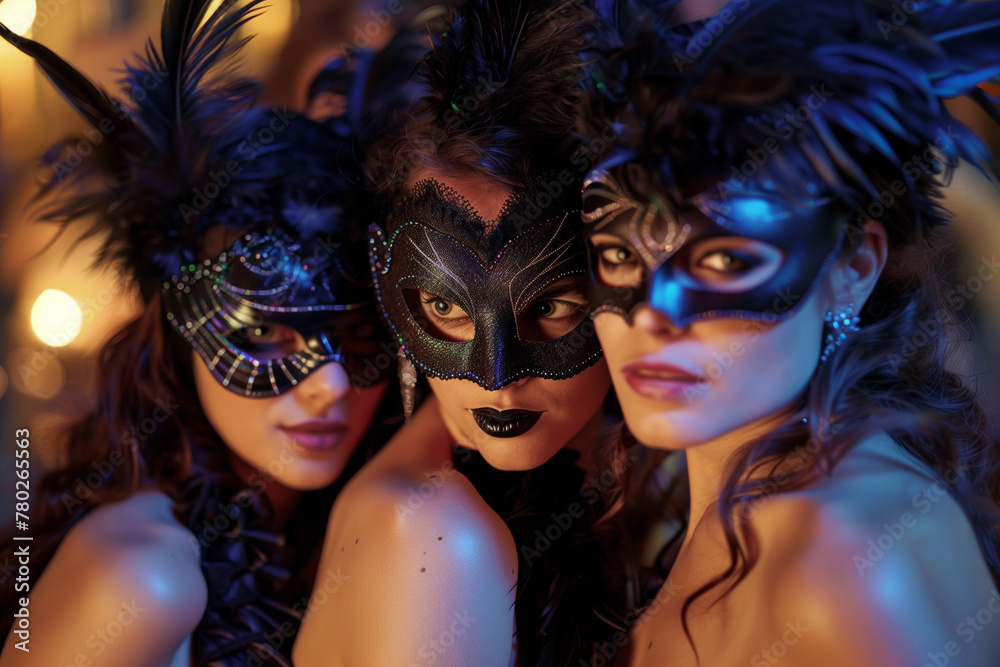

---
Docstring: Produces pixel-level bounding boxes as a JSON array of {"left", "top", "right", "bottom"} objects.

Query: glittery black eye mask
[
  {"left": 166, "top": 229, "right": 389, "bottom": 396},
  {"left": 370, "top": 179, "right": 602, "bottom": 390}
]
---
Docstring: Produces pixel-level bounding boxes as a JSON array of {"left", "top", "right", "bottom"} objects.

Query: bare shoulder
[
  {"left": 1, "top": 491, "right": 207, "bottom": 667},
  {"left": 295, "top": 455, "right": 517, "bottom": 667},
  {"left": 336, "top": 460, "right": 517, "bottom": 583},
  {"left": 741, "top": 435, "right": 999, "bottom": 666},
  {"left": 324, "top": 395, "right": 516, "bottom": 594}
]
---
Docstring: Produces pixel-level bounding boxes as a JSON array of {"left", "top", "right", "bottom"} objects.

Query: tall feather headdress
[
  {"left": 0, "top": 0, "right": 363, "bottom": 299},
  {"left": 581, "top": 0, "right": 1000, "bottom": 243}
]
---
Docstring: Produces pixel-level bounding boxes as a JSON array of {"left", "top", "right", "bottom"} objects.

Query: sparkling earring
[
  {"left": 820, "top": 302, "right": 860, "bottom": 364},
  {"left": 398, "top": 348, "right": 417, "bottom": 422}
]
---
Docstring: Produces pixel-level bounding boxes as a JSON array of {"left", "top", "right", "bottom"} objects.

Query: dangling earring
[
  {"left": 820, "top": 302, "right": 860, "bottom": 364},
  {"left": 398, "top": 347, "right": 417, "bottom": 422}
]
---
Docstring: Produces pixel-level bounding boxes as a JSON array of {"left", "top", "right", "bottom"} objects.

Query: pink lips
[
  {"left": 280, "top": 420, "right": 348, "bottom": 452},
  {"left": 621, "top": 360, "right": 706, "bottom": 401}
]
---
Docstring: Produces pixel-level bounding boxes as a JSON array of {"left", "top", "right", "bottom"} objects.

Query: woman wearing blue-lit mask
[{"left": 580, "top": 0, "right": 1000, "bottom": 664}]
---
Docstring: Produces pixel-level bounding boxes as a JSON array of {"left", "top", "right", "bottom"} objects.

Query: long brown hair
[{"left": 0, "top": 293, "right": 225, "bottom": 635}]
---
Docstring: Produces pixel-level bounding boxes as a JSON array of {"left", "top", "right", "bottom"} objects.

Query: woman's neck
[
  {"left": 227, "top": 452, "right": 302, "bottom": 532},
  {"left": 681, "top": 407, "right": 796, "bottom": 550}
]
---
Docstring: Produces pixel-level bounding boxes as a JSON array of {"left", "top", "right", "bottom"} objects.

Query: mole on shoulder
[
  {"left": 437, "top": 536, "right": 442, "bottom": 541},
  {"left": 420, "top": 567, "right": 426, "bottom": 573},
  {"left": 355, "top": 538, "right": 359, "bottom": 544}
]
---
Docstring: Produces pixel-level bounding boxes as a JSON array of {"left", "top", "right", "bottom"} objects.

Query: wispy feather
[
  {"left": 0, "top": 0, "right": 277, "bottom": 295},
  {"left": 582, "top": 0, "right": 1000, "bottom": 243}
]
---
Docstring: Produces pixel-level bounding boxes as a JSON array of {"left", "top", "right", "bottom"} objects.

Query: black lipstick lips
[{"left": 470, "top": 408, "right": 543, "bottom": 438}]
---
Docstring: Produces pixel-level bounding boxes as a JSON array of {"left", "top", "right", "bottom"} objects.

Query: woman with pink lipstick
[
  {"left": 0, "top": 2, "right": 417, "bottom": 665},
  {"left": 579, "top": 0, "right": 1000, "bottom": 665},
  {"left": 293, "top": 2, "right": 628, "bottom": 666}
]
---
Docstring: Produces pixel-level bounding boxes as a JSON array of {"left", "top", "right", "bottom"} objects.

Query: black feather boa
[
  {"left": 173, "top": 476, "right": 309, "bottom": 667},
  {"left": 455, "top": 447, "right": 626, "bottom": 667}
]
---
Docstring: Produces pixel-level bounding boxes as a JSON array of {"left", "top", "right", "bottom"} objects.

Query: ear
[{"left": 826, "top": 220, "right": 888, "bottom": 309}]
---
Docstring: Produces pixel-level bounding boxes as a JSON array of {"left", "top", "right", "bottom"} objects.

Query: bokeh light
[
  {"left": 30, "top": 289, "right": 83, "bottom": 347},
  {"left": 0, "top": 0, "right": 37, "bottom": 37},
  {"left": 8, "top": 347, "right": 66, "bottom": 400}
]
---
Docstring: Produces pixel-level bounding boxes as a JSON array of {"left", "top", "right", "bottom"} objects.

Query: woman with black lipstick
[{"left": 293, "top": 1, "right": 627, "bottom": 666}]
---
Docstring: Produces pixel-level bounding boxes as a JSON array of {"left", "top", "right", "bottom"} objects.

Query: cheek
[
  {"left": 425, "top": 377, "right": 473, "bottom": 442},
  {"left": 594, "top": 315, "right": 631, "bottom": 365},
  {"left": 192, "top": 354, "right": 277, "bottom": 454},
  {"left": 347, "top": 384, "right": 389, "bottom": 432},
  {"left": 548, "top": 360, "right": 611, "bottom": 418},
  {"left": 689, "top": 309, "right": 824, "bottom": 432},
  {"left": 717, "top": 309, "right": 823, "bottom": 393}
]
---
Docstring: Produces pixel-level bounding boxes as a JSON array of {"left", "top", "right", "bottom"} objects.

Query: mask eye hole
[
  {"left": 676, "top": 237, "right": 784, "bottom": 293},
  {"left": 232, "top": 322, "right": 307, "bottom": 359},
  {"left": 403, "top": 289, "right": 475, "bottom": 342},
  {"left": 516, "top": 277, "right": 590, "bottom": 341},
  {"left": 587, "top": 232, "right": 644, "bottom": 288}
]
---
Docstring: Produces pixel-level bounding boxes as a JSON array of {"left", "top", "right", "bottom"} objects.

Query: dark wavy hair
[
  {"left": 0, "top": 1, "right": 408, "bottom": 658},
  {"left": 0, "top": 293, "right": 217, "bottom": 626},
  {"left": 368, "top": 1, "right": 629, "bottom": 664},
  {"left": 580, "top": 0, "right": 1000, "bottom": 652},
  {"left": 0, "top": 289, "right": 392, "bottom": 660}
]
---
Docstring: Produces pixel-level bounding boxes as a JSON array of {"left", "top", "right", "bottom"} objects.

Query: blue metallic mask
[{"left": 582, "top": 165, "right": 847, "bottom": 325}]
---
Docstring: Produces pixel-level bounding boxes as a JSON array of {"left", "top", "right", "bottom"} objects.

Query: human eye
[
  {"left": 680, "top": 238, "right": 783, "bottom": 292},
  {"left": 528, "top": 297, "right": 588, "bottom": 320},
  {"left": 518, "top": 279, "right": 589, "bottom": 341},
  {"left": 234, "top": 322, "right": 306, "bottom": 358},
  {"left": 419, "top": 291, "right": 469, "bottom": 320},
  {"left": 697, "top": 249, "right": 758, "bottom": 273},
  {"left": 414, "top": 290, "right": 474, "bottom": 341},
  {"left": 588, "top": 233, "right": 643, "bottom": 288}
]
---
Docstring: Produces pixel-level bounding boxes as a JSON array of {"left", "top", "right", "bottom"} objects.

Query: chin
[
  {"left": 620, "top": 402, "right": 695, "bottom": 451},
  {"left": 270, "top": 458, "right": 350, "bottom": 491},
  {"left": 478, "top": 447, "right": 556, "bottom": 472},
  {"left": 471, "top": 430, "right": 563, "bottom": 472}
]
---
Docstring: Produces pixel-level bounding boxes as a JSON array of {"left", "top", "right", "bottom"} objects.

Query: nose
[
  {"left": 468, "top": 314, "right": 519, "bottom": 390},
  {"left": 294, "top": 360, "right": 351, "bottom": 413},
  {"left": 631, "top": 304, "right": 683, "bottom": 337}
]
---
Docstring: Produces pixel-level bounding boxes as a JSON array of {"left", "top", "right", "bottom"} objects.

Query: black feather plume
[
  {"left": 412, "top": 0, "right": 587, "bottom": 182},
  {"left": 0, "top": 0, "right": 281, "bottom": 296},
  {"left": 581, "top": 0, "right": 1000, "bottom": 245}
]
